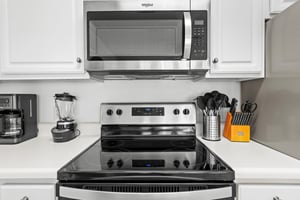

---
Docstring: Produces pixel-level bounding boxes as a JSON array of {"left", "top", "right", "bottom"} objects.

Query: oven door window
[{"left": 87, "top": 12, "right": 184, "bottom": 60}]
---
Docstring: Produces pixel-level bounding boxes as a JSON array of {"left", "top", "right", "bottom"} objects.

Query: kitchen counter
[
  {"left": 199, "top": 136, "right": 300, "bottom": 184},
  {"left": 0, "top": 124, "right": 99, "bottom": 181},
  {"left": 1, "top": 123, "right": 300, "bottom": 184}
]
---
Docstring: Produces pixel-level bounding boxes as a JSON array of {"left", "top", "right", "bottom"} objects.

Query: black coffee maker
[{"left": 0, "top": 94, "right": 38, "bottom": 144}]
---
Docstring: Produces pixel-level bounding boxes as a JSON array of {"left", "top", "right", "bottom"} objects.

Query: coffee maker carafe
[
  {"left": 0, "top": 109, "right": 23, "bottom": 137},
  {"left": 51, "top": 92, "right": 80, "bottom": 142},
  {"left": 0, "top": 94, "right": 38, "bottom": 144}
]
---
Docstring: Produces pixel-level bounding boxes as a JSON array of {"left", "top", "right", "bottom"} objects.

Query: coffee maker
[{"left": 0, "top": 94, "right": 38, "bottom": 144}]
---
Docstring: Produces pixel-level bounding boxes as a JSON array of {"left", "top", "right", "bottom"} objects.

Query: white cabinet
[
  {"left": 0, "top": 184, "right": 55, "bottom": 200},
  {"left": 208, "top": 0, "right": 264, "bottom": 78},
  {"left": 270, "top": 0, "right": 298, "bottom": 14},
  {"left": 0, "top": 0, "right": 87, "bottom": 79},
  {"left": 238, "top": 184, "right": 300, "bottom": 200}
]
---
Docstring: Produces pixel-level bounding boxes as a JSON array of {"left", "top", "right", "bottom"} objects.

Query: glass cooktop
[{"left": 58, "top": 139, "right": 234, "bottom": 182}]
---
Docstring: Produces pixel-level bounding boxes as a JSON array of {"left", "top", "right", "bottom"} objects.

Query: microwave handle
[
  {"left": 183, "top": 12, "right": 192, "bottom": 60},
  {"left": 59, "top": 186, "right": 233, "bottom": 200}
]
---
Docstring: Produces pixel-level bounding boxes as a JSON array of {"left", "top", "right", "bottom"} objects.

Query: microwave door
[{"left": 86, "top": 12, "right": 192, "bottom": 71}]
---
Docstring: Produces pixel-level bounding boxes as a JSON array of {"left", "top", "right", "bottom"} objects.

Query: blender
[{"left": 51, "top": 92, "right": 80, "bottom": 142}]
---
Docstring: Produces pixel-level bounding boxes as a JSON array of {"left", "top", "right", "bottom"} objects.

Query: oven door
[{"left": 58, "top": 183, "right": 235, "bottom": 200}]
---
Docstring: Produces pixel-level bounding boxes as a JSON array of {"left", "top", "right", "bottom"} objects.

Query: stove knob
[
  {"left": 116, "top": 109, "right": 123, "bottom": 115},
  {"left": 107, "top": 159, "right": 114, "bottom": 168},
  {"left": 183, "top": 109, "right": 190, "bottom": 115},
  {"left": 173, "top": 160, "right": 180, "bottom": 168},
  {"left": 173, "top": 109, "right": 180, "bottom": 115},
  {"left": 106, "top": 109, "right": 113, "bottom": 116},
  {"left": 117, "top": 159, "right": 123, "bottom": 168},
  {"left": 183, "top": 160, "right": 190, "bottom": 168}
]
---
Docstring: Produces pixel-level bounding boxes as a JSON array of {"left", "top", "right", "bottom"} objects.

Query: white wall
[{"left": 0, "top": 79, "right": 240, "bottom": 123}]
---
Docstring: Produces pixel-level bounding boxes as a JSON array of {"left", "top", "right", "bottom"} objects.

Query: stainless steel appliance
[
  {"left": 241, "top": 1, "right": 300, "bottom": 160},
  {"left": 0, "top": 94, "right": 38, "bottom": 144},
  {"left": 51, "top": 93, "right": 80, "bottom": 143},
  {"left": 57, "top": 103, "right": 235, "bottom": 200},
  {"left": 84, "top": 0, "right": 209, "bottom": 80}
]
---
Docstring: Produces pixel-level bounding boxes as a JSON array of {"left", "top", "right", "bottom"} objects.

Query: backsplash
[{"left": 0, "top": 80, "right": 240, "bottom": 123}]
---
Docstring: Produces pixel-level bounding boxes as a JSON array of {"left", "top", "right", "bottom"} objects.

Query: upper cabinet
[
  {"left": 0, "top": 0, "right": 88, "bottom": 79},
  {"left": 0, "top": 0, "right": 267, "bottom": 80},
  {"left": 208, "top": 0, "right": 265, "bottom": 78},
  {"left": 270, "top": 0, "right": 298, "bottom": 14}
]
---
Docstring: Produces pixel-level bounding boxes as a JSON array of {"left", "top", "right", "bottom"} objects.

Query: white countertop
[
  {"left": 0, "top": 124, "right": 100, "bottom": 181},
  {"left": 1, "top": 124, "right": 300, "bottom": 184},
  {"left": 198, "top": 136, "right": 300, "bottom": 184}
]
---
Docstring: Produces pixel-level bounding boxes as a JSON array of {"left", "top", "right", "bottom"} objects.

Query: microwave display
[{"left": 194, "top": 20, "right": 204, "bottom": 25}]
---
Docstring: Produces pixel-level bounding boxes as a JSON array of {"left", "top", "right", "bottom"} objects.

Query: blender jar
[{"left": 54, "top": 93, "right": 77, "bottom": 122}]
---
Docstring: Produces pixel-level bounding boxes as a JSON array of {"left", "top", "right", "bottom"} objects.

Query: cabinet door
[
  {"left": 238, "top": 184, "right": 300, "bottom": 200},
  {"left": 0, "top": 184, "right": 55, "bottom": 200},
  {"left": 270, "top": 0, "right": 298, "bottom": 14},
  {"left": 209, "top": 0, "right": 264, "bottom": 78},
  {"left": 0, "top": 0, "right": 84, "bottom": 75}
]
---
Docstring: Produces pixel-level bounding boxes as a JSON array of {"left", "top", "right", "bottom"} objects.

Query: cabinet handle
[
  {"left": 273, "top": 196, "right": 280, "bottom": 200},
  {"left": 212, "top": 58, "right": 219, "bottom": 64},
  {"left": 76, "top": 57, "right": 82, "bottom": 63},
  {"left": 21, "top": 196, "right": 29, "bottom": 200}
]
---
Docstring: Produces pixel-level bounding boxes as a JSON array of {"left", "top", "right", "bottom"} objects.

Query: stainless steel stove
[{"left": 57, "top": 103, "right": 235, "bottom": 200}]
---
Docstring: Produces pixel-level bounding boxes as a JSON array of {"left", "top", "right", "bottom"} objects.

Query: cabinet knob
[
  {"left": 212, "top": 58, "right": 219, "bottom": 64},
  {"left": 76, "top": 57, "right": 82, "bottom": 63},
  {"left": 273, "top": 197, "right": 280, "bottom": 200},
  {"left": 21, "top": 196, "right": 29, "bottom": 200}
]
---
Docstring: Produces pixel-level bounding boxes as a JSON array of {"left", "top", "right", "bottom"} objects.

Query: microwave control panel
[{"left": 190, "top": 11, "right": 207, "bottom": 60}]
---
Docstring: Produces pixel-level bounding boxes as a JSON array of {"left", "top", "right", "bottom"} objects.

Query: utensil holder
[
  {"left": 223, "top": 112, "right": 250, "bottom": 142},
  {"left": 202, "top": 115, "right": 221, "bottom": 141}
]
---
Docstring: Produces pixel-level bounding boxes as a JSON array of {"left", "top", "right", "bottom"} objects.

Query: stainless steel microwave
[{"left": 84, "top": 0, "right": 209, "bottom": 80}]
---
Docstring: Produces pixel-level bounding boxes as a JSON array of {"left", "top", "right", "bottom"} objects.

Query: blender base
[{"left": 51, "top": 127, "right": 80, "bottom": 143}]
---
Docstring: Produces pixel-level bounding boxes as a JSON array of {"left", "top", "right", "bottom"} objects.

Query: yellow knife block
[{"left": 223, "top": 112, "right": 250, "bottom": 142}]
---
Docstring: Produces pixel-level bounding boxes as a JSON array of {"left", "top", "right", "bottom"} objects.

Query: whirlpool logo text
[{"left": 141, "top": 3, "right": 154, "bottom": 8}]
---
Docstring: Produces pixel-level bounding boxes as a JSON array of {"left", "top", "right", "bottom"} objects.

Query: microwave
[{"left": 84, "top": 0, "right": 209, "bottom": 80}]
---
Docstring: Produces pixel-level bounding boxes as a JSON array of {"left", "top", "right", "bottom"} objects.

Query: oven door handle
[
  {"left": 183, "top": 12, "right": 192, "bottom": 60},
  {"left": 59, "top": 186, "right": 233, "bottom": 200}
]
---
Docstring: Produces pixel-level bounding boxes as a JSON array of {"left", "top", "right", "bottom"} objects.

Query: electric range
[{"left": 57, "top": 103, "right": 235, "bottom": 200}]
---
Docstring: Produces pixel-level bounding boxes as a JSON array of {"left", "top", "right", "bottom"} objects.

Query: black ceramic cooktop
[{"left": 58, "top": 139, "right": 234, "bottom": 182}]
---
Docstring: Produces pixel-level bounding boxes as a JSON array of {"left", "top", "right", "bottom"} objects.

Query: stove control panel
[
  {"left": 101, "top": 103, "right": 196, "bottom": 125},
  {"left": 101, "top": 152, "right": 196, "bottom": 170}
]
